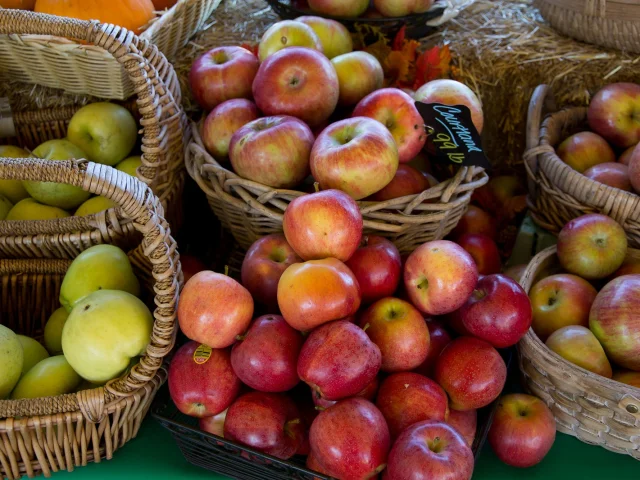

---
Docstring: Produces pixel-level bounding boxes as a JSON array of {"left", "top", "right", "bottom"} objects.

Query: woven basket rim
[{"left": 535, "top": 0, "right": 640, "bottom": 22}]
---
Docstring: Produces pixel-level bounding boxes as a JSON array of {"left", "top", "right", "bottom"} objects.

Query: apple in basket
[
  {"left": 450, "top": 205, "right": 497, "bottom": 241},
  {"left": 370, "top": 164, "right": 438, "bottom": 202},
  {"left": 296, "top": 16, "right": 353, "bottom": 60},
  {"left": 588, "top": 82, "right": 640, "bottom": 148},
  {"left": 583, "top": 162, "right": 632, "bottom": 191},
  {"left": 556, "top": 132, "right": 616, "bottom": 173},
  {"left": 447, "top": 408, "right": 477, "bottom": 447},
  {"left": 202, "top": 99, "right": 260, "bottom": 159},
  {"left": 331, "top": 51, "right": 384, "bottom": 106},
  {"left": 258, "top": 20, "right": 323, "bottom": 61},
  {"left": 307, "top": 0, "right": 370, "bottom": 17},
  {"left": 545, "top": 326, "right": 612, "bottom": 378},
  {"left": 374, "top": 0, "right": 434, "bottom": 17},
  {"left": 618, "top": 144, "right": 637, "bottom": 166},
  {"left": 629, "top": 143, "right": 640, "bottom": 193}
]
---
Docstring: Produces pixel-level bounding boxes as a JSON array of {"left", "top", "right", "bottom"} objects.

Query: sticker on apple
[{"left": 193, "top": 344, "right": 212, "bottom": 365}]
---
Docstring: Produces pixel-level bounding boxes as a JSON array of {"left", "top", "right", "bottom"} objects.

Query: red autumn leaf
[
  {"left": 392, "top": 25, "right": 406, "bottom": 51},
  {"left": 414, "top": 44, "right": 452, "bottom": 89},
  {"left": 240, "top": 42, "right": 259, "bottom": 57}
]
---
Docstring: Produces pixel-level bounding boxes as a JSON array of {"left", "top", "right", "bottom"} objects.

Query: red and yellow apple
[
  {"left": 369, "top": 164, "right": 434, "bottom": 201},
  {"left": 613, "top": 370, "right": 640, "bottom": 388},
  {"left": 202, "top": 98, "right": 260, "bottom": 159},
  {"left": 588, "top": 83, "right": 640, "bottom": 148},
  {"left": 455, "top": 233, "right": 501, "bottom": 275},
  {"left": 307, "top": 0, "right": 369, "bottom": 17},
  {"left": 583, "top": 162, "right": 632, "bottom": 191},
  {"left": 296, "top": 16, "right": 353, "bottom": 59},
  {"left": 374, "top": 0, "right": 434, "bottom": 16},
  {"left": 618, "top": 144, "right": 637, "bottom": 166},
  {"left": 630, "top": 143, "right": 640, "bottom": 192},
  {"left": 556, "top": 132, "right": 616, "bottom": 173},
  {"left": 546, "top": 326, "right": 613, "bottom": 378},
  {"left": 611, "top": 260, "right": 640, "bottom": 279},
  {"left": 258, "top": 20, "right": 322, "bottom": 61},
  {"left": 451, "top": 205, "right": 497, "bottom": 240},
  {"left": 331, "top": 51, "right": 384, "bottom": 106}
]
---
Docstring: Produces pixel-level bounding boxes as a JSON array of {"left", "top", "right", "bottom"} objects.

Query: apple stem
[
  {"left": 366, "top": 465, "right": 387, "bottom": 478},
  {"left": 313, "top": 182, "right": 320, "bottom": 193},
  {"left": 235, "top": 335, "right": 245, "bottom": 342},
  {"left": 286, "top": 418, "right": 301, "bottom": 426},
  {"left": 314, "top": 406, "right": 326, "bottom": 412},
  {"left": 362, "top": 323, "right": 371, "bottom": 332},
  {"left": 224, "top": 265, "right": 229, "bottom": 276},
  {"left": 362, "top": 236, "right": 369, "bottom": 246}
]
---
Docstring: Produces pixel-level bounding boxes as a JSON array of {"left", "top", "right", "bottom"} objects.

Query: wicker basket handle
[{"left": 524, "top": 84, "right": 557, "bottom": 196}]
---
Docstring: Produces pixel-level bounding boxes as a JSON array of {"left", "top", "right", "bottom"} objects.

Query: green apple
[
  {"left": 67, "top": 103, "right": 138, "bottom": 166},
  {"left": 24, "top": 139, "right": 92, "bottom": 209},
  {"left": 6, "top": 198, "right": 70, "bottom": 221},
  {"left": 74, "top": 196, "right": 118, "bottom": 216},
  {"left": 59, "top": 244, "right": 140, "bottom": 311},
  {"left": 62, "top": 290, "right": 153, "bottom": 383},
  {"left": 0, "top": 194, "right": 13, "bottom": 220},
  {"left": 16, "top": 335, "right": 49, "bottom": 376},
  {"left": 115, "top": 155, "right": 142, "bottom": 177},
  {"left": 0, "top": 324, "right": 23, "bottom": 399},
  {"left": 10, "top": 355, "right": 81, "bottom": 399},
  {"left": 0, "top": 145, "right": 31, "bottom": 203},
  {"left": 44, "top": 307, "right": 68, "bottom": 355}
]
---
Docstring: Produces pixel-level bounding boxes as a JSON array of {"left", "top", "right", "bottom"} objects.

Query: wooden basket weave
[
  {"left": 534, "top": 0, "right": 640, "bottom": 53},
  {"left": 0, "top": 0, "right": 221, "bottom": 100},
  {"left": 518, "top": 245, "right": 640, "bottom": 459},
  {"left": 523, "top": 84, "right": 640, "bottom": 248},
  {"left": 187, "top": 120, "right": 489, "bottom": 254}
]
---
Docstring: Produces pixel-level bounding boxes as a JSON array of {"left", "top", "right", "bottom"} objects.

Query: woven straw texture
[
  {"left": 187, "top": 120, "right": 488, "bottom": 255},
  {"left": 0, "top": 0, "right": 221, "bottom": 99},
  {"left": 535, "top": 0, "right": 640, "bottom": 53},
  {"left": 524, "top": 85, "right": 640, "bottom": 248},
  {"left": 0, "top": 158, "right": 181, "bottom": 479},
  {"left": 0, "top": 10, "right": 189, "bottom": 257},
  {"left": 518, "top": 245, "right": 640, "bottom": 459}
]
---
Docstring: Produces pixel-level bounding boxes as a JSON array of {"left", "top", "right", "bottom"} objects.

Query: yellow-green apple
[
  {"left": 589, "top": 274, "right": 640, "bottom": 370},
  {"left": 310, "top": 116, "right": 399, "bottom": 199},
  {"left": 16, "top": 335, "right": 49, "bottom": 376},
  {"left": 611, "top": 260, "right": 640, "bottom": 279},
  {"left": 451, "top": 205, "right": 497, "bottom": 240},
  {"left": 229, "top": 115, "right": 314, "bottom": 188},
  {"left": 488, "top": 394, "right": 556, "bottom": 468},
  {"left": 190, "top": 46, "right": 259, "bottom": 111},
  {"left": 359, "top": 297, "right": 430, "bottom": 372},
  {"left": 115, "top": 155, "right": 141, "bottom": 177},
  {"left": 67, "top": 102, "right": 138, "bottom": 166},
  {"left": 309, "top": 398, "right": 390, "bottom": 479},
  {"left": 584, "top": 162, "right": 632, "bottom": 191},
  {"left": 199, "top": 409, "right": 228, "bottom": 437},
  {"left": 455, "top": 233, "right": 501, "bottom": 275},
  {"left": 587, "top": 83, "right": 640, "bottom": 148},
  {"left": 331, "top": 51, "right": 384, "bottom": 106},
  {"left": 618, "top": 144, "right": 637, "bottom": 165},
  {"left": 168, "top": 342, "right": 241, "bottom": 417},
  {"left": 283, "top": 189, "right": 362, "bottom": 262},
  {"left": 557, "top": 213, "right": 628, "bottom": 280},
  {"left": 0, "top": 194, "right": 12, "bottom": 220},
  {"left": 231, "top": 314, "right": 304, "bottom": 392},
  {"left": 252, "top": 47, "right": 339, "bottom": 128},
  {"left": 296, "top": 16, "right": 353, "bottom": 59},
  {"left": 278, "top": 258, "right": 361, "bottom": 331},
  {"left": 447, "top": 408, "right": 477, "bottom": 447},
  {"left": 385, "top": 420, "right": 474, "bottom": 480},
  {"left": 0, "top": 145, "right": 31, "bottom": 203},
  {"left": 414, "top": 79, "right": 484, "bottom": 133},
  {"left": 10, "top": 355, "right": 81, "bottom": 399},
  {"left": 434, "top": 336, "right": 507, "bottom": 410},
  {"left": 556, "top": 132, "right": 616, "bottom": 173},
  {"left": 529, "top": 274, "right": 597, "bottom": 339},
  {"left": 630, "top": 143, "right": 640, "bottom": 192},
  {"left": 258, "top": 20, "right": 322, "bottom": 62},
  {"left": 224, "top": 391, "right": 305, "bottom": 460},
  {"left": 202, "top": 99, "right": 259, "bottom": 159},
  {"left": 413, "top": 319, "right": 452, "bottom": 377},
  {"left": 374, "top": 0, "right": 434, "bottom": 17},
  {"left": 353, "top": 88, "right": 427, "bottom": 163},
  {"left": 546, "top": 325, "right": 612, "bottom": 377},
  {"left": 502, "top": 264, "right": 528, "bottom": 284},
  {"left": 6, "top": 198, "right": 70, "bottom": 220},
  {"left": 298, "top": 320, "right": 381, "bottom": 400},
  {"left": 370, "top": 164, "right": 436, "bottom": 201},
  {"left": 404, "top": 240, "right": 479, "bottom": 316},
  {"left": 0, "top": 324, "right": 23, "bottom": 399},
  {"left": 178, "top": 270, "right": 254, "bottom": 348},
  {"left": 74, "top": 196, "right": 117, "bottom": 216},
  {"left": 241, "top": 233, "right": 301, "bottom": 311},
  {"left": 613, "top": 370, "right": 640, "bottom": 388},
  {"left": 376, "top": 372, "right": 448, "bottom": 439},
  {"left": 345, "top": 236, "right": 402, "bottom": 304},
  {"left": 179, "top": 254, "right": 207, "bottom": 285},
  {"left": 455, "top": 274, "right": 532, "bottom": 348},
  {"left": 44, "top": 307, "right": 68, "bottom": 355},
  {"left": 307, "top": 0, "right": 369, "bottom": 17}
]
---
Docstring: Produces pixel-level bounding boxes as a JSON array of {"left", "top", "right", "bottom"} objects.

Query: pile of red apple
[{"left": 556, "top": 82, "right": 640, "bottom": 195}]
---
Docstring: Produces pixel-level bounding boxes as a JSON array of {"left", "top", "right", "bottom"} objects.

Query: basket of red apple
[
  {"left": 519, "top": 212, "right": 640, "bottom": 459},
  {"left": 154, "top": 188, "right": 562, "bottom": 479},
  {"left": 0, "top": 158, "right": 180, "bottom": 479},
  {"left": 524, "top": 83, "right": 640, "bottom": 248},
  {"left": 186, "top": 16, "right": 488, "bottom": 255}
]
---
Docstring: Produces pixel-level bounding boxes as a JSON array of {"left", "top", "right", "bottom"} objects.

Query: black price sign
[{"left": 415, "top": 101, "right": 491, "bottom": 170}]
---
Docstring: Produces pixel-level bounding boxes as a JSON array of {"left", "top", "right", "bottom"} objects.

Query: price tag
[{"left": 193, "top": 344, "right": 212, "bottom": 365}]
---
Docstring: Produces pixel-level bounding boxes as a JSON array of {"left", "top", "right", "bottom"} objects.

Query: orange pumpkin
[
  {"left": 152, "top": 0, "right": 178, "bottom": 9},
  {"left": 0, "top": 0, "right": 36, "bottom": 9},
  {"left": 34, "top": 0, "right": 156, "bottom": 34}
]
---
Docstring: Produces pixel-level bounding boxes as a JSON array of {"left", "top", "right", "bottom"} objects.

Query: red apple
[
  {"left": 224, "top": 391, "right": 305, "bottom": 460},
  {"left": 283, "top": 189, "right": 363, "bottom": 262},
  {"left": 298, "top": 320, "right": 381, "bottom": 401},
  {"left": 455, "top": 233, "right": 501, "bottom": 275},
  {"left": 240, "top": 233, "right": 302, "bottom": 312},
  {"left": 404, "top": 240, "right": 479, "bottom": 316},
  {"left": 456, "top": 274, "right": 532, "bottom": 348},
  {"left": 231, "top": 314, "right": 304, "bottom": 392},
  {"left": 258, "top": 20, "right": 323, "bottom": 61},
  {"left": 310, "top": 116, "right": 399, "bottom": 200},
  {"left": 252, "top": 47, "right": 339, "bottom": 128},
  {"left": 447, "top": 408, "right": 477, "bottom": 447},
  {"left": 613, "top": 370, "right": 640, "bottom": 388},
  {"left": 618, "top": 144, "right": 637, "bottom": 165},
  {"left": 180, "top": 254, "right": 207, "bottom": 285},
  {"left": 529, "top": 274, "right": 598, "bottom": 339},
  {"left": 359, "top": 297, "right": 430, "bottom": 372},
  {"left": 611, "top": 260, "right": 640, "bottom": 279},
  {"left": 370, "top": 164, "right": 433, "bottom": 201},
  {"left": 190, "top": 46, "right": 259, "bottom": 111},
  {"left": 306, "top": 452, "right": 331, "bottom": 478},
  {"left": 434, "top": 337, "right": 507, "bottom": 411},
  {"left": 546, "top": 325, "right": 613, "bottom": 378},
  {"left": 331, "top": 51, "right": 384, "bottom": 106},
  {"left": 502, "top": 264, "right": 527, "bottom": 284},
  {"left": 630, "top": 143, "right": 640, "bottom": 192},
  {"left": 385, "top": 420, "right": 474, "bottom": 480},
  {"left": 312, "top": 376, "right": 379, "bottom": 409},
  {"left": 589, "top": 274, "right": 640, "bottom": 371},
  {"left": 374, "top": 0, "right": 434, "bottom": 16},
  {"left": 310, "top": 398, "right": 390, "bottom": 479},
  {"left": 178, "top": 271, "right": 254, "bottom": 348},
  {"left": 296, "top": 16, "right": 353, "bottom": 59},
  {"left": 229, "top": 115, "right": 314, "bottom": 188},
  {"left": 472, "top": 175, "right": 525, "bottom": 216},
  {"left": 353, "top": 88, "right": 427, "bottom": 163},
  {"left": 277, "top": 258, "right": 361, "bottom": 331},
  {"left": 202, "top": 99, "right": 260, "bottom": 159},
  {"left": 583, "top": 162, "right": 632, "bottom": 191},
  {"left": 489, "top": 394, "right": 556, "bottom": 468},
  {"left": 413, "top": 320, "right": 452, "bottom": 377},
  {"left": 557, "top": 213, "right": 628, "bottom": 280},
  {"left": 199, "top": 409, "right": 228, "bottom": 437},
  {"left": 307, "top": 0, "right": 369, "bottom": 16},
  {"left": 450, "top": 205, "right": 497, "bottom": 240},
  {"left": 556, "top": 132, "right": 616, "bottom": 173},
  {"left": 168, "top": 342, "right": 241, "bottom": 418},
  {"left": 588, "top": 83, "right": 640, "bottom": 148},
  {"left": 345, "top": 236, "right": 402, "bottom": 304}
]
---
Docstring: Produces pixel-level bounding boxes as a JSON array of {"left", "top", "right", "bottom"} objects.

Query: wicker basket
[
  {"left": 534, "top": 0, "right": 640, "bottom": 54},
  {"left": 0, "top": 158, "right": 181, "bottom": 479},
  {"left": 187, "top": 120, "right": 489, "bottom": 255},
  {"left": 518, "top": 245, "right": 640, "bottom": 459},
  {"left": 523, "top": 84, "right": 640, "bottom": 248},
  {"left": 0, "top": 0, "right": 221, "bottom": 100}
]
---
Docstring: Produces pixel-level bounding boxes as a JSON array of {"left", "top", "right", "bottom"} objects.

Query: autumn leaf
[
  {"left": 385, "top": 51, "right": 412, "bottom": 86},
  {"left": 414, "top": 44, "right": 452, "bottom": 89},
  {"left": 392, "top": 25, "right": 406, "bottom": 51},
  {"left": 363, "top": 39, "right": 392, "bottom": 66}
]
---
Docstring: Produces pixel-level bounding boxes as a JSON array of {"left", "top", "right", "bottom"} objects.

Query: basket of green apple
[{"left": 0, "top": 157, "right": 180, "bottom": 480}]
